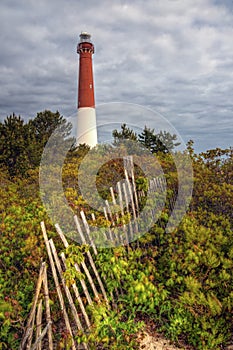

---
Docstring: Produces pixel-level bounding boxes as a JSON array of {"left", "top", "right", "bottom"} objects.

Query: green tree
[
  {"left": 29, "top": 110, "right": 72, "bottom": 145},
  {"left": 0, "top": 110, "right": 74, "bottom": 176},
  {"left": 112, "top": 124, "right": 180, "bottom": 153},
  {"left": 0, "top": 114, "right": 30, "bottom": 176},
  {"left": 138, "top": 126, "right": 180, "bottom": 153},
  {"left": 112, "top": 123, "right": 138, "bottom": 144},
  {"left": 28, "top": 110, "right": 73, "bottom": 166},
  {"left": 190, "top": 147, "right": 233, "bottom": 221}
]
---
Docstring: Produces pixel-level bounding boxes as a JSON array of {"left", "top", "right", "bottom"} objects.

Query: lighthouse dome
[{"left": 79, "top": 32, "right": 91, "bottom": 43}]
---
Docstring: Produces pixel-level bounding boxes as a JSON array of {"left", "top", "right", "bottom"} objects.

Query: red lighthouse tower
[{"left": 77, "top": 32, "right": 97, "bottom": 146}]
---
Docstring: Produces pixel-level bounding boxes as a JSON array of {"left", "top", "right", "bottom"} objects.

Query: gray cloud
[{"left": 0, "top": 0, "right": 232, "bottom": 152}]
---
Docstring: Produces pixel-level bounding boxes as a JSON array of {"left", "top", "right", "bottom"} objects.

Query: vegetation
[
  {"left": 112, "top": 123, "right": 180, "bottom": 153},
  {"left": 0, "top": 111, "right": 73, "bottom": 177},
  {"left": 0, "top": 112, "right": 232, "bottom": 349}
]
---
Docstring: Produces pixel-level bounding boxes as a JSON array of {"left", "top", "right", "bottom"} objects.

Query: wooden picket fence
[{"left": 20, "top": 156, "right": 168, "bottom": 350}]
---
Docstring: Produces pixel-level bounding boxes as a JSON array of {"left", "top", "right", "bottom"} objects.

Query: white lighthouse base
[{"left": 77, "top": 107, "right": 98, "bottom": 147}]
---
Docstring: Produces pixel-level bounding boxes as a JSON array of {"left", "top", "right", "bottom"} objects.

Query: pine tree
[
  {"left": 138, "top": 127, "right": 180, "bottom": 153},
  {"left": 0, "top": 114, "right": 30, "bottom": 176},
  {"left": 112, "top": 123, "right": 138, "bottom": 144}
]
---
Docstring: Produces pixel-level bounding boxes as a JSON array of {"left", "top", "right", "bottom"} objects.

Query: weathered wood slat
[
  {"left": 49, "top": 239, "right": 84, "bottom": 332},
  {"left": 60, "top": 252, "right": 91, "bottom": 328},
  {"left": 20, "top": 262, "right": 45, "bottom": 350},
  {"left": 117, "top": 181, "right": 128, "bottom": 245},
  {"left": 55, "top": 224, "right": 99, "bottom": 302},
  {"left": 80, "top": 211, "right": 98, "bottom": 256},
  {"left": 27, "top": 305, "right": 36, "bottom": 350},
  {"left": 110, "top": 186, "right": 120, "bottom": 225},
  {"left": 31, "top": 322, "right": 52, "bottom": 350},
  {"left": 122, "top": 182, "right": 133, "bottom": 242},
  {"left": 124, "top": 169, "right": 138, "bottom": 233},
  {"left": 73, "top": 216, "right": 109, "bottom": 304},
  {"left": 41, "top": 222, "right": 76, "bottom": 350},
  {"left": 36, "top": 299, "right": 42, "bottom": 350},
  {"left": 102, "top": 206, "right": 114, "bottom": 242},
  {"left": 49, "top": 240, "right": 90, "bottom": 349},
  {"left": 55, "top": 223, "right": 93, "bottom": 306},
  {"left": 43, "top": 264, "right": 53, "bottom": 350}
]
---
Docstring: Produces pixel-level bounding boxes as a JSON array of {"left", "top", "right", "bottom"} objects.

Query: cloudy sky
[{"left": 0, "top": 0, "right": 232, "bottom": 152}]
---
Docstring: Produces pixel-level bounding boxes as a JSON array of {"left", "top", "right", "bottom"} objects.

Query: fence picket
[
  {"left": 73, "top": 216, "right": 109, "bottom": 303},
  {"left": 42, "top": 264, "right": 53, "bottom": 350},
  {"left": 60, "top": 252, "right": 91, "bottom": 328},
  {"left": 54, "top": 223, "right": 93, "bottom": 306},
  {"left": 41, "top": 222, "right": 76, "bottom": 350},
  {"left": 20, "top": 262, "right": 45, "bottom": 350},
  {"left": 80, "top": 211, "right": 98, "bottom": 255},
  {"left": 35, "top": 299, "right": 42, "bottom": 350}
]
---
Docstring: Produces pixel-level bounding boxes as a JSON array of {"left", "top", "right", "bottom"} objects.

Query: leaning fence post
[
  {"left": 43, "top": 264, "right": 53, "bottom": 350},
  {"left": 73, "top": 217, "right": 109, "bottom": 304},
  {"left": 60, "top": 252, "right": 91, "bottom": 328},
  {"left": 80, "top": 211, "right": 98, "bottom": 256},
  {"left": 54, "top": 223, "right": 93, "bottom": 306},
  {"left": 35, "top": 299, "right": 42, "bottom": 350},
  {"left": 20, "top": 262, "right": 45, "bottom": 350},
  {"left": 41, "top": 222, "right": 76, "bottom": 350}
]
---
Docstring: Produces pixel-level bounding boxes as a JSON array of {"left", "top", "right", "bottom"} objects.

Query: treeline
[{"left": 0, "top": 111, "right": 181, "bottom": 177}]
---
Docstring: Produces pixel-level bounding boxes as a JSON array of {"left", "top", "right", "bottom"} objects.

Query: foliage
[
  {"left": 0, "top": 114, "right": 31, "bottom": 176},
  {"left": 63, "top": 244, "right": 89, "bottom": 287},
  {"left": 0, "top": 112, "right": 232, "bottom": 349},
  {"left": 152, "top": 214, "right": 233, "bottom": 349},
  {"left": 112, "top": 123, "right": 181, "bottom": 153},
  {"left": 112, "top": 123, "right": 137, "bottom": 144},
  {"left": 85, "top": 302, "right": 143, "bottom": 349},
  {"left": 0, "top": 110, "right": 73, "bottom": 177},
  {"left": 0, "top": 167, "right": 52, "bottom": 349},
  {"left": 138, "top": 126, "right": 180, "bottom": 153},
  {"left": 190, "top": 145, "right": 233, "bottom": 222}
]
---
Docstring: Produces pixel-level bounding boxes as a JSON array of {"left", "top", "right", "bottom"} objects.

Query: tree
[
  {"left": 28, "top": 110, "right": 73, "bottom": 156},
  {"left": 29, "top": 110, "right": 75, "bottom": 169},
  {"left": 112, "top": 123, "right": 138, "bottom": 144},
  {"left": 0, "top": 114, "right": 30, "bottom": 176},
  {"left": 138, "top": 126, "right": 180, "bottom": 153},
  {"left": 0, "top": 110, "right": 74, "bottom": 176},
  {"left": 112, "top": 124, "right": 180, "bottom": 154},
  {"left": 190, "top": 147, "right": 233, "bottom": 221}
]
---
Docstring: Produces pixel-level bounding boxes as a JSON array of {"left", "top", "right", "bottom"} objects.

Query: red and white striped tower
[{"left": 77, "top": 32, "right": 97, "bottom": 146}]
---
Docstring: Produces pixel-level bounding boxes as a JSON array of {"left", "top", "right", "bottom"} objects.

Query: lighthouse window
[{"left": 90, "top": 84, "right": 92, "bottom": 88}]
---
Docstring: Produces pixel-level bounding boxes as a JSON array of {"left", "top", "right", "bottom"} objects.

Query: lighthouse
[{"left": 77, "top": 32, "right": 98, "bottom": 146}]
